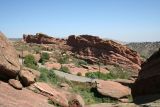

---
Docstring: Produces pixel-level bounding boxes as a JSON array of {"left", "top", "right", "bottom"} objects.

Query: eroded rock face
[
  {"left": 67, "top": 35, "right": 142, "bottom": 71},
  {"left": 23, "top": 33, "right": 65, "bottom": 44},
  {"left": 96, "top": 80, "right": 131, "bottom": 99},
  {"left": 0, "top": 32, "right": 20, "bottom": 79},
  {"left": 132, "top": 49, "right": 160, "bottom": 97}
]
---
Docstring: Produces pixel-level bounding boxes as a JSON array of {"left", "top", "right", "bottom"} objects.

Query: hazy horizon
[{"left": 1, "top": 0, "right": 160, "bottom": 42}]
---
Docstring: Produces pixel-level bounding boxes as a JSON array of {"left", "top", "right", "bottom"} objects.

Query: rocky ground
[{"left": 1, "top": 32, "right": 160, "bottom": 107}]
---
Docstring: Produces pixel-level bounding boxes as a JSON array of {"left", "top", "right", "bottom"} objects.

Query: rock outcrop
[
  {"left": 0, "top": 32, "right": 20, "bottom": 79},
  {"left": 96, "top": 80, "right": 131, "bottom": 99},
  {"left": 67, "top": 35, "right": 142, "bottom": 71},
  {"left": 23, "top": 33, "right": 65, "bottom": 44},
  {"left": 34, "top": 82, "right": 85, "bottom": 107},
  {"left": 19, "top": 67, "right": 40, "bottom": 86},
  {"left": 132, "top": 48, "right": 160, "bottom": 97},
  {"left": 8, "top": 79, "right": 23, "bottom": 90},
  {"left": 0, "top": 81, "right": 53, "bottom": 107}
]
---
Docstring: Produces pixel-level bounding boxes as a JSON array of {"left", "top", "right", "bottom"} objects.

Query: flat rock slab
[
  {"left": 34, "top": 82, "right": 69, "bottom": 107},
  {"left": 0, "top": 81, "right": 54, "bottom": 107},
  {"left": 8, "top": 79, "right": 23, "bottom": 90},
  {"left": 96, "top": 80, "right": 131, "bottom": 99}
]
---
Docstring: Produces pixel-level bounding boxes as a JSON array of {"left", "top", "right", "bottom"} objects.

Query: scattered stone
[
  {"left": 8, "top": 79, "right": 23, "bottom": 90},
  {"left": 96, "top": 80, "right": 131, "bottom": 99}
]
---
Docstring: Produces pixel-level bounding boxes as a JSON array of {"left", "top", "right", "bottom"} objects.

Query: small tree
[{"left": 24, "top": 54, "right": 38, "bottom": 70}]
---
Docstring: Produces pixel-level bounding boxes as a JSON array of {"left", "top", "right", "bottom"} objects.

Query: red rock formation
[
  {"left": 67, "top": 35, "right": 142, "bottom": 71},
  {"left": 132, "top": 48, "right": 160, "bottom": 97},
  {"left": 23, "top": 33, "right": 65, "bottom": 44},
  {"left": 0, "top": 32, "right": 20, "bottom": 79}
]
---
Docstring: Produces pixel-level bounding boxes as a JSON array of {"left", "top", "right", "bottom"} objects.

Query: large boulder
[
  {"left": 19, "top": 67, "right": 40, "bottom": 86},
  {"left": 96, "top": 80, "right": 131, "bottom": 99},
  {"left": 132, "top": 48, "right": 160, "bottom": 97},
  {"left": 67, "top": 35, "right": 142, "bottom": 71},
  {"left": 0, "top": 32, "right": 20, "bottom": 79}
]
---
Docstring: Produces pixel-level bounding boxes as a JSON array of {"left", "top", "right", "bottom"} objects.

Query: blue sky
[{"left": 0, "top": 0, "right": 160, "bottom": 42}]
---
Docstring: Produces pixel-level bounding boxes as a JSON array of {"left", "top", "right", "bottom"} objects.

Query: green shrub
[
  {"left": 40, "top": 52, "right": 50, "bottom": 64},
  {"left": 38, "top": 68, "right": 57, "bottom": 83},
  {"left": 38, "top": 68, "right": 49, "bottom": 82},
  {"left": 24, "top": 54, "right": 38, "bottom": 70},
  {"left": 78, "top": 60, "right": 88, "bottom": 65},
  {"left": 85, "top": 66, "right": 131, "bottom": 80},
  {"left": 57, "top": 54, "right": 69, "bottom": 64},
  {"left": 77, "top": 72, "right": 82, "bottom": 76},
  {"left": 85, "top": 72, "right": 114, "bottom": 80},
  {"left": 59, "top": 66, "right": 70, "bottom": 73},
  {"left": 109, "top": 66, "right": 132, "bottom": 79}
]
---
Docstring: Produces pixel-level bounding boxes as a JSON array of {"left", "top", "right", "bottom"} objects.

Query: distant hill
[{"left": 126, "top": 42, "right": 160, "bottom": 59}]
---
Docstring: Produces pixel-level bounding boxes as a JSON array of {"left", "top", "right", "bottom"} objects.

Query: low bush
[
  {"left": 85, "top": 72, "right": 115, "bottom": 80},
  {"left": 59, "top": 66, "right": 70, "bottom": 73},
  {"left": 24, "top": 54, "right": 38, "bottom": 70},
  {"left": 38, "top": 68, "right": 57, "bottom": 83}
]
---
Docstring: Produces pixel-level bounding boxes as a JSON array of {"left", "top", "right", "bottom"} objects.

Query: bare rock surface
[
  {"left": 96, "top": 80, "right": 131, "bottom": 99},
  {"left": 0, "top": 81, "right": 54, "bottom": 107},
  {"left": 34, "top": 82, "right": 69, "bottom": 107},
  {"left": 34, "top": 82, "right": 85, "bottom": 107},
  {"left": 0, "top": 32, "right": 20, "bottom": 78},
  {"left": 19, "top": 67, "right": 40, "bottom": 86},
  {"left": 67, "top": 35, "right": 142, "bottom": 71},
  {"left": 8, "top": 79, "right": 23, "bottom": 90}
]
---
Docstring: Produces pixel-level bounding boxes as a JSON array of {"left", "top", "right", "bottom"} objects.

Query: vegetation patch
[
  {"left": 39, "top": 52, "right": 50, "bottom": 64},
  {"left": 59, "top": 66, "right": 70, "bottom": 73},
  {"left": 71, "top": 82, "right": 117, "bottom": 104},
  {"left": 24, "top": 54, "right": 38, "bottom": 70},
  {"left": 85, "top": 66, "right": 132, "bottom": 80}
]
